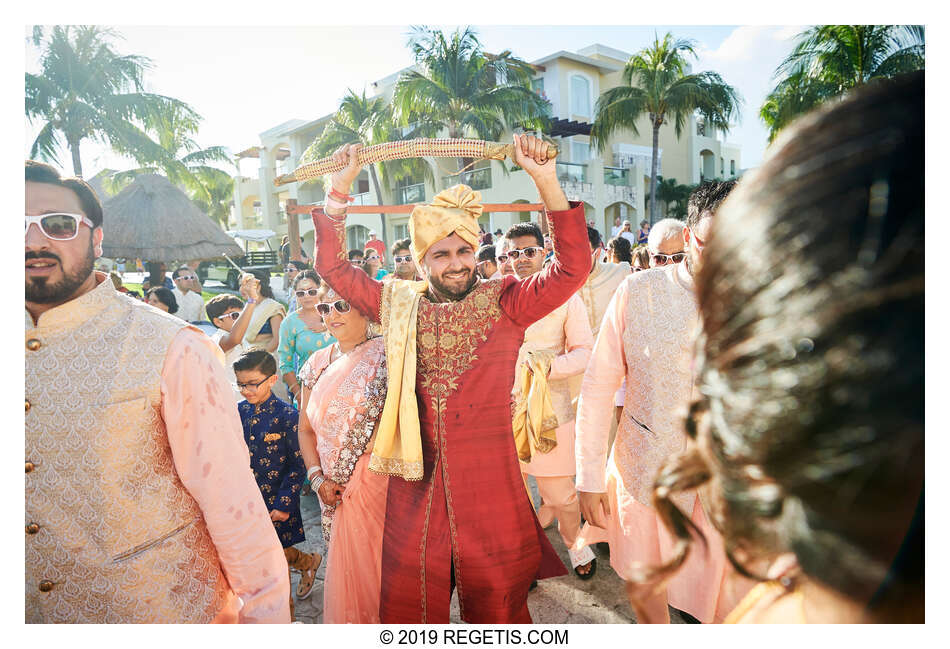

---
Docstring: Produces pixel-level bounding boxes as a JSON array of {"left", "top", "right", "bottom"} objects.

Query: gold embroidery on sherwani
[
  {"left": 25, "top": 279, "right": 229, "bottom": 623},
  {"left": 414, "top": 278, "right": 504, "bottom": 622}
]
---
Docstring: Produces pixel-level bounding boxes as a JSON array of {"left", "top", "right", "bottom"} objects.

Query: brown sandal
[{"left": 296, "top": 553, "right": 322, "bottom": 599}]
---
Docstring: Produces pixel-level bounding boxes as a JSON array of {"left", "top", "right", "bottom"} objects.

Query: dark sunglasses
[
  {"left": 316, "top": 299, "right": 351, "bottom": 316},
  {"left": 496, "top": 254, "right": 509, "bottom": 263},
  {"left": 651, "top": 252, "right": 686, "bottom": 265},
  {"left": 394, "top": 255, "right": 413, "bottom": 264},
  {"left": 350, "top": 259, "right": 365, "bottom": 266},
  {"left": 218, "top": 311, "right": 241, "bottom": 321},
  {"left": 295, "top": 288, "right": 320, "bottom": 298},
  {"left": 508, "top": 246, "right": 545, "bottom": 260}
]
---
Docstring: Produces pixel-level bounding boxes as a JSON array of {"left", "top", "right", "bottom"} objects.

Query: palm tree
[
  {"left": 646, "top": 176, "right": 694, "bottom": 219},
  {"left": 26, "top": 25, "right": 199, "bottom": 177},
  {"left": 591, "top": 32, "right": 741, "bottom": 223},
  {"left": 392, "top": 26, "right": 550, "bottom": 171},
  {"left": 761, "top": 25, "right": 924, "bottom": 142},
  {"left": 189, "top": 167, "right": 235, "bottom": 228},
  {"left": 103, "top": 104, "right": 235, "bottom": 209},
  {"left": 302, "top": 89, "right": 437, "bottom": 251}
]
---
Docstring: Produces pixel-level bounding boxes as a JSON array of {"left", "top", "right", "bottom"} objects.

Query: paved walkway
[{"left": 289, "top": 478, "right": 690, "bottom": 624}]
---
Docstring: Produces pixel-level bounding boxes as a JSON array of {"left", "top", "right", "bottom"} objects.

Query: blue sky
[{"left": 25, "top": 24, "right": 804, "bottom": 179}]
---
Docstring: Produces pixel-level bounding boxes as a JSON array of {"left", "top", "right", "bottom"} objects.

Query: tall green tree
[
  {"left": 302, "top": 89, "right": 437, "bottom": 251},
  {"left": 392, "top": 26, "right": 550, "bottom": 170},
  {"left": 103, "top": 104, "right": 235, "bottom": 212},
  {"left": 646, "top": 176, "right": 694, "bottom": 219},
  {"left": 26, "top": 25, "right": 199, "bottom": 177},
  {"left": 189, "top": 167, "right": 235, "bottom": 228},
  {"left": 591, "top": 32, "right": 741, "bottom": 223},
  {"left": 761, "top": 25, "right": 924, "bottom": 142}
]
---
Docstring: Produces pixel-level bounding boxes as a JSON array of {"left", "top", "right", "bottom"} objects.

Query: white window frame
[{"left": 569, "top": 73, "right": 593, "bottom": 119}]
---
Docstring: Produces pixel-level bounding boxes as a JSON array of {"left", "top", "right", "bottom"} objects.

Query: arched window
[{"left": 570, "top": 75, "right": 591, "bottom": 118}]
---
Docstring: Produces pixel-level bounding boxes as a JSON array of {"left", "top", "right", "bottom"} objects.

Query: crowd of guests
[{"left": 26, "top": 72, "right": 923, "bottom": 624}]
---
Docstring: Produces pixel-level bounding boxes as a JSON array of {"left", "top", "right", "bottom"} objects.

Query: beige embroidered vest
[
  {"left": 513, "top": 296, "right": 578, "bottom": 425},
  {"left": 615, "top": 263, "right": 697, "bottom": 512},
  {"left": 25, "top": 277, "right": 229, "bottom": 623}
]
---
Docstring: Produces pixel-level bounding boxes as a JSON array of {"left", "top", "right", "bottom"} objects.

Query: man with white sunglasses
[
  {"left": 25, "top": 160, "right": 289, "bottom": 623},
  {"left": 172, "top": 265, "right": 208, "bottom": 323},
  {"left": 646, "top": 218, "right": 687, "bottom": 268}
]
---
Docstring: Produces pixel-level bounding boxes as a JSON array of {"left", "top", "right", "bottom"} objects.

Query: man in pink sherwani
[
  {"left": 575, "top": 180, "right": 750, "bottom": 623},
  {"left": 507, "top": 222, "right": 596, "bottom": 579},
  {"left": 25, "top": 160, "right": 289, "bottom": 623}
]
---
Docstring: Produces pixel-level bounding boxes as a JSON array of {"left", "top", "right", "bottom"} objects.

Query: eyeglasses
[
  {"left": 316, "top": 299, "right": 351, "bottom": 316},
  {"left": 218, "top": 312, "right": 241, "bottom": 321},
  {"left": 651, "top": 252, "right": 686, "bottom": 265},
  {"left": 350, "top": 259, "right": 365, "bottom": 266},
  {"left": 25, "top": 212, "right": 95, "bottom": 241},
  {"left": 507, "top": 247, "right": 545, "bottom": 260},
  {"left": 394, "top": 255, "right": 413, "bottom": 264},
  {"left": 236, "top": 374, "right": 273, "bottom": 391},
  {"left": 176, "top": 274, "right": 197, "bottom": 281},
  {"left": 295, "top": 288, "right": 320, "bottom": 298},
  {"left": 285, "top": 266, "right": 299, "bottom": 273},
  {"left": 476, "top": 259, "right": 495, "bottom": 267},
  {"left": 365, "top": 255, "right": 379, "bottom": 262},
  {"left": 496, "top": 254, "right": 509, "bottom": 264}
]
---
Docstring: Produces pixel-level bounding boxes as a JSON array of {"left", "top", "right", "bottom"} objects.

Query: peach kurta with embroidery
[
  {"left": 574, "top": 262, "right": 748, "bottom": 623},
  {"left": 25, "top": 275, "right": 289, "bottom": 623}
]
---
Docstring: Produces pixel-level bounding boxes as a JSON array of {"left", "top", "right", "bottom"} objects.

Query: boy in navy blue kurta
[{"left": 234, "top": 350, "right": 321, "bottom": 620}]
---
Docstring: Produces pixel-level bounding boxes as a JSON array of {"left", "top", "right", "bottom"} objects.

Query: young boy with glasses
[
  {"left": 234, "top": 350, "right": 321, "bottom": 622},
  {"left": 206, "top": 276, "right": 262, "bottom": 400}
]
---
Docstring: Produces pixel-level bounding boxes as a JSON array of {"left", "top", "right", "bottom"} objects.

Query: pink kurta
[
  {"left": 574, "top": 262, "right": 750, "bottom": 623},
  {"left": 517, "top": 294, "right": 593, "bottom": 476},
  {"left": 301, "top": 338, "right": 389, "bottom": 624},
  {"left": 160, "top": 329, "right": 291, "bottom": 622}
]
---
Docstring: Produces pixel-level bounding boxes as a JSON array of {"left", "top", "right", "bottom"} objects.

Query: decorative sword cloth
[{"left": 274, "top": 138, "right": 558, "bottom": 186}]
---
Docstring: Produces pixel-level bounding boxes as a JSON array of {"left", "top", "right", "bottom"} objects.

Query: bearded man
[
  {"left": 25, "top": 160, "right": 289, "bottom": 623},
  {"left": 311, "top": 134, "right": 589, "bottom": 623}
]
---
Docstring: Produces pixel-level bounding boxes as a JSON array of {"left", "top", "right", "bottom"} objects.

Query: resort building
[{"left": 231, "top": 43, "right": 741, "bottom": 255}]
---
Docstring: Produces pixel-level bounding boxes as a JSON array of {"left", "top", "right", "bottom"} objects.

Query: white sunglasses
[{"left": 25, "top": 212, "right": 95, "bottom": 241}]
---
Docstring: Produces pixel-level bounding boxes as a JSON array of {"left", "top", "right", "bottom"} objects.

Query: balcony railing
[
  {"left": 442, "top": 167, "right": 492, "bottom": 191},
  {"left": 351, "top": 192, "right": 371, "bottom": 205},
  {"left": 556, "top": 161, "right": 588, "bottom": 184},
  {"left": 395, "top": 183, "right": 426, "bottom": 204},
  {"left": 603, "top": 166, "right": 629, "bottom": 186}
]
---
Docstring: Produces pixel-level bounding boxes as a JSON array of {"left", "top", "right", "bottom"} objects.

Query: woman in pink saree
[{"left": 297, "top": 286, "right": 388, "bottom": 623}]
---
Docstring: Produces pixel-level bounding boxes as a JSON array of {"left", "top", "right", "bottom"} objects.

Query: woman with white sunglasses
[
  {"left": 297, "top": 286, "right": 388, "bottom": 623},
  {"left": 278, "top": 270, "right": 335, "bottom": 404}
]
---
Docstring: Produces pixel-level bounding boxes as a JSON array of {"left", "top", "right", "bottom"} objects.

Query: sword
[{"left": 274, "top": 137, "right": 559, "bottom": 187}]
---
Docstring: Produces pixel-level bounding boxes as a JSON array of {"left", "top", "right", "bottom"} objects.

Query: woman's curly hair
[{"left": 645, "top": 72, "right": 924, "bottom": 621}]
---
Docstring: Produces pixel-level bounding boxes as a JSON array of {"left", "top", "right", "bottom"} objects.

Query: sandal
[
  {"left": 568, "top": 545, "right": 597, "bottom": 581},
  {"left": 296, "top": 553, "right": 322, "bottom": 599}
]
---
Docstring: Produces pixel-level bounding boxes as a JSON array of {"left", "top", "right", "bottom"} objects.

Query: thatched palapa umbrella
[{"left": 100, "top": 174, "right": 243, "bottom": 263}]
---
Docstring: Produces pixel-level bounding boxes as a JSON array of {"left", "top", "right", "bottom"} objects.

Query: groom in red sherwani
[{"left": 312, "top": 135, "right": 589, "bottom": 623}]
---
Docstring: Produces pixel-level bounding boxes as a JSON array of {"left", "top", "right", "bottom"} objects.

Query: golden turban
[{"left": 408, "top": 184, "right": 483, "bottom": 265}]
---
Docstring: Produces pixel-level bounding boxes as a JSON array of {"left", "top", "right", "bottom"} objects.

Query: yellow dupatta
[{"left": 511, "top": 349, "right": 559, "bottom": 462}]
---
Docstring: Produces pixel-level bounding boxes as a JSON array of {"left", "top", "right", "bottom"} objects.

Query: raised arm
[
  {"left": 499, "top": 134, "right": 590, "bottom": 327},
  {"left": 311, "top": 143, "right": 383, "bottom": 323}
]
